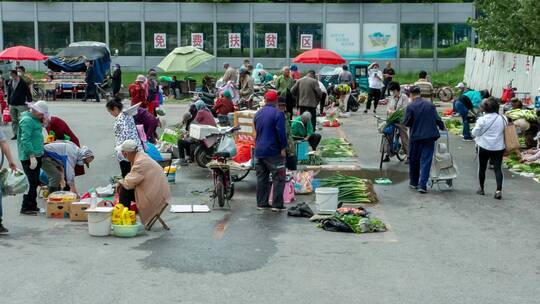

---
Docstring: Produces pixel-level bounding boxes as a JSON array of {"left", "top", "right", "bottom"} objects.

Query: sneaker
[
  {"left": 476, "top": 188, "right": 485, "bottom": 195},
  {"left": 418, "top": 188, "right": 427, "bottom": 194},
  {"left": 363, "top": 110, "right": 368, "bottom": 114},
  {"left": 462, "top": 137, "right": 474, "bottom": 142},
  {"left": 271, "top": 207, "right": 286, "bottom": 212},
  {"left": 0, "top": 224, "right": 8, "bottom": 234},
  {"left": 409, "top": 184, "right": 418, "bottom": 190},
  {"left": 20, "top": 209, "right": 37, "bottom": 216},
  {"left": 257, "top": 206, "right": 272, "bottom": 211},
  {"left": 10, "top": 135, "right": 16, "bottom": 140},
  {"left": 382, "top": 155, "right": 390, "bottom": 162},
  {"left": 494, "top": 191, "right": 502, "bottom": 200},
  {"left": 373, "top": 110, "right": 377, "bottom": 114}
]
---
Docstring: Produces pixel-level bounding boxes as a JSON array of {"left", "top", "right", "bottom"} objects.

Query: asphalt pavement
[{"left": 0, "top": 102, "right": 538, "bottom": 304}]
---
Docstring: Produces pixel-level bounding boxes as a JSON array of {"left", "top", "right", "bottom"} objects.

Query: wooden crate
[{"left": 233, "top": 110, "right": 257, "bottom": 140}]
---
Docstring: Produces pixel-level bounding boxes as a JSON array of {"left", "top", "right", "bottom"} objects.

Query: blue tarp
[{"left": 44, "top": 45, "right": 111, "bottom": 83}]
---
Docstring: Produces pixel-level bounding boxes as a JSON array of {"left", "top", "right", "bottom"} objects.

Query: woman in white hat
[{"left": 17, "top": 100, "right": 48, "bottom": 215}]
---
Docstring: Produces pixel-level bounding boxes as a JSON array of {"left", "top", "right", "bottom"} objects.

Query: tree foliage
[{"left": 471, "top": 0, "right": 540, "bottom": 55}]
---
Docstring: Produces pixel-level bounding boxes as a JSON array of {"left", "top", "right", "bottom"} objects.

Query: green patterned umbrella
[{"left": 156, "top": 46, "right": 214, "bottom": 72}]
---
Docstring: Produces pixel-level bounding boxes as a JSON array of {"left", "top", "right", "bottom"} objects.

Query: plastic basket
[{"left": 296, "top": 141, "right": 309, "bottom": 161}]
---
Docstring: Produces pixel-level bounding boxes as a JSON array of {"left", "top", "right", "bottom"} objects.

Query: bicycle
[{"left": 375, "top": 115, "right": 406, "bottom": 169}]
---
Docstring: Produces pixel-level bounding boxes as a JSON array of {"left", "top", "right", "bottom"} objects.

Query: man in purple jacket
[
  {"left": 254, "top": 90, "right": 288, "bottom": 212},
  {"left": 403, "top": 86, "right": 446, "bottom": 193}
]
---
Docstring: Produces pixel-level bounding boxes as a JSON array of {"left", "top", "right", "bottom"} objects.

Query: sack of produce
[
  {"left": 160, "top": 128, "right": 180, "bottom": 145},
  {"left": 217, "top": 134, "right": 237, "bottom": 157}
]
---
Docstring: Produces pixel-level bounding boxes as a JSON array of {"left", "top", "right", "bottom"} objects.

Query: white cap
[
  {"left": 115, "top": 139, "right": 140, "bottom": 153},
  {"left": 27, "top": 100, "right": 48, "bottom": 114},
  {"left": 455, "top": 82, "right": 465, "bottom": 89}
]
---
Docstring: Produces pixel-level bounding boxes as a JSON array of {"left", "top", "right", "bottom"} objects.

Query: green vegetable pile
[
  {"left": 444, "top": 119, "right": 467, "bottom": 136},
  {"left": 319, "top": 138, "right": 356, "bottom": 158},
  {"left": 386, "top": 108, "right": 404, "bottom": 126},
  {"left": 505, "top": 109, "right": 538, "bottom": 122},
  {"left": 319, "top": 174, "right": 378, "bottom": 204},
  {"left": 299, "top": 153, "right": 325, "bottom": 166},
  {"left": 504, "top": 152, "right": 540, "bottom": 176},
  {"left": 324, "top": 214, "right": 387, "bottom": 234}
]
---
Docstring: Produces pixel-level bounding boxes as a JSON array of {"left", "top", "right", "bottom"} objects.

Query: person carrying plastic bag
[{"left": 0, "top": 128, "right": 19, "bottom": 233}]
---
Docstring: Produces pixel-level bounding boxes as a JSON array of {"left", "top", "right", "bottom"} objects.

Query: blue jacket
[
  {"left": 403, "top": 97, "right": 445, "bottom": 142},
  {"left": 254, "top": 104, "right": 287, "bottom": 158}
]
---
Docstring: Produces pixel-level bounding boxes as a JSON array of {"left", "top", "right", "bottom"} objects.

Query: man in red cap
[{"left": 253, "top": 90, "right": 288, "bottom": 212}]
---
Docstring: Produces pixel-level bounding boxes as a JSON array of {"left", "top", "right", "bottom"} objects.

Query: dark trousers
[
  {"left": 308, "top": 133, "right": 322, "bottom": 150},
  {"left": 118, "top": 184, "right": 135, "bottom": 208},
  {"left": 478, "top": 147, "right": 504, "bottom": 191},
  {"left": 177, "top": 138, "right": 193, "bottom": 159},
  {"left": 285, "top": 155, "right": 297, "bottom": 171},
  {"left": 366, "top": 88, "right": 381, "bottom": 111},
  {"left": 408, "top": 139, "right": 435, "bottom": 190},
  {"left": 381, "top": 80, "right": 391, "bottom": 98},
  {"left": 256, "top": 156, "right": 286, "bottom": 208},
  {"left": 299, "top": 106, "right": 317, "bottom": 129},
  {"left": 285, "top": 92, "right": 295, "bottom": 117},
  {"left": 119, "top": 160, "right": 131, "bottom": 178},
  {"left": 21, "top": 156, "right": 43, "bottom": 212},
  {"left": 455, "top": 100, "right": 472, "bottom": 139},
  {"left": 84, "top": 84, "right": 100, "bottom": 102},
  {"left": 319, "top": 92, "right": 327, "bottom": 115}
]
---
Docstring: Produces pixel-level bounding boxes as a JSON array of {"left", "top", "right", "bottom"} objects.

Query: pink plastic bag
[{"left": 269, "top": 179, "right": 295, "bottom": 204}]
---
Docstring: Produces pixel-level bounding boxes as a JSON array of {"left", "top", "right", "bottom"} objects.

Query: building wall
[{"left": 0, "top": 2, "right": 474, "bottom": 72}]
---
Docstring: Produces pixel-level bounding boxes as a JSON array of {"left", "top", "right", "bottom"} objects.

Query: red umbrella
[
  {"left": 293, "top": 48, "right": 345, "bottom": 65},
  {"left": 0, "top": 45, "right": 48, "bottom": 61}
]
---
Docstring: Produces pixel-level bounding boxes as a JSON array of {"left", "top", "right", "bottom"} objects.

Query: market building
[{"left": 0, "top": 1, "right": 474, "bottom": 72}]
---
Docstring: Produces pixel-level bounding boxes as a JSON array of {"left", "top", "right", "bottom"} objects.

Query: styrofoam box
[{"left": 189, "top": 124, "right": 220, "bottom": 140}]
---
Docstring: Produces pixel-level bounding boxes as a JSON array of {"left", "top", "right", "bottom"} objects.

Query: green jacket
[
  {"left": 291, "top": 116, "right": 314, "bottom": 138},
  {"left": 17, "top": 111, "right": 44, "bottom": 161},
  {"left": 275, "top": 75, "right": 294, "bottom": 96}
]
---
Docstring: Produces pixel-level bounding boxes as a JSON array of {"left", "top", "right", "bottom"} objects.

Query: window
[
  {"left": 181, "top": 23, "right": 214, "bottom": 54},
  {"left": 3, "top": 22, "right": 35, "bottom": 48},
  {"left": 400, "top": 24, "right": 434, "bottom": 58},
  {"left": 437, "top": 24, "right": 471, "bottom": 58},
  {"left": 74, "top": 22, "right": 105, "bottom": 43},
  {"left": 253, "top": 23, "right": 285, "bottom": 58},
  {"left": 145, "top": 22, "right": 177, "bottom": 56},
  {"left": 109, "top": 22, "right": 141, "bottom": 56},
  {"left": 38, "top": 22, "right": 70, "bottom": 55},
  {"left": 290, "top": 24, "right": 323, "bottom": 57},
  {"left": 217, "top": 23, "right": 249, "bottom": 57}
]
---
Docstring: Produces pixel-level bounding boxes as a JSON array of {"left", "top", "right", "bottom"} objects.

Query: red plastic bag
[
  {"left": 232, "top": 143, "right": 253, "bottom": 163},
  {"left": 501, "top": 88, "right": 514, "bottom": 103},
  {"left": 2, "top": 109, "right": 11, "bottom": 124}
]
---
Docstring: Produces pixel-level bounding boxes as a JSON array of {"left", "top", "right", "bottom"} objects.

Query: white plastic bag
[
  {"left": 3, "top": 169, "right": 29, "bottom": 196},
  {"left": 217, "top": 135, "right": 237, "bottom": 157}
]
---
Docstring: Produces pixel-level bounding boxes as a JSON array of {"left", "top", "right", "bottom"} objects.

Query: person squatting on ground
[
  {"left": 291, "top": 70, "right": 322, "bottom": 129},
  {"left": 18, "top": 100, "right": 48, "bottom": 215},
  {"left": 254, "top": 90, "right": 287, "bottom": 212},
  {"left": 42, "top": 141, "right": 94, "bottom": 194},
  {"left": 365, "top": 62, "right": 383, "bottom": 113},
  {"left": 472, "top": 97, "right": 506, "bottom": 200},
  {"left": 291, "top": 111, "right": 322, "bottom": 151},
  {"left": 403, "top": 86, "right": 445, "bottom": 193}
]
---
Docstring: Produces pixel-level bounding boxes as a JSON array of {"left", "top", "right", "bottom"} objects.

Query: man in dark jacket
[
  {"left": 7, "top": 69, "right": 32, "bottom": 139},
  {"left": 291, "top": 70, "right": 322, "bottom": 129},
  {"left": 83, "top": 60, "right": 100, "bottom": 102},
  {"left": 254, "top": 90, "right": 288, "bottom": 212},
  {"left": 403, "top": 86, "right": 445, "bottom": 193}
]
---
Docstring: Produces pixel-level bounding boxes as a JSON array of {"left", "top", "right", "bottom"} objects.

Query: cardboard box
[
  {"left": 70, "top": 202, "right": 89, "bottom": 222},
  {"left": 46, "top": 201, "right": 70, "bottom": 219}
]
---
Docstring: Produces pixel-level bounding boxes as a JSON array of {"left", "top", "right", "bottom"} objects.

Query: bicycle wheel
[
  {"left": 215, "top": 176, "right": 226, "bottom": 207},
  {"left": 379, "top": 135, "right": 388, "bottom": 169},
  {"left": 394, "top": 128, "right": 407, "bottom": 161},
  {"left": 0, "top": 150, "right": 4, "bottom": 169}
]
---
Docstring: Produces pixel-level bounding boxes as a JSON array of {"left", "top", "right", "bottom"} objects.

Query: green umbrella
[{"left": 156, "top": 46, "right": 214, "bottom": 72}]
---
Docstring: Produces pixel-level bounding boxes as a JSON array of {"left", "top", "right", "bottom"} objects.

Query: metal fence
[{"left": 464, "top": 47, "right": 539, "bottom": 98}]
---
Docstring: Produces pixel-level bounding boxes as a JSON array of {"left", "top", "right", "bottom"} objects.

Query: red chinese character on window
[
  {"left": 229, "top": 33, "right": 241, "bottom": 48},
  {"left": 192, "top": 33, "right": 203, "bottom": 48},
  {"left": 154, "top": 34, "right": 166, "bottom": 49},
  {"left": 265, "top": 33, "right": 277, "bottom": 48},
  {"left": 300, "top": 34, "right": 313, "bottom": 50}
]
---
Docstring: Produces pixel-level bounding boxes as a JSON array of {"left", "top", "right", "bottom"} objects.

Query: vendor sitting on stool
[
  {"left": 42, "top": 141, "right": 94, "bottom": 194},
  {"left": 115, "top": 139, "right": 171, "bottom": 229},
  {"left": 291, "top": 111, "right": 322, "bottom": 150}
]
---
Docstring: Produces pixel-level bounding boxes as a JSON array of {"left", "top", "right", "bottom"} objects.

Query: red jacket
[
  {"left": 212, "top": 97, "right": 235, "bottom": 116},
  {"left": 129, "top": 83, "right": 147, "bottom": 107}
]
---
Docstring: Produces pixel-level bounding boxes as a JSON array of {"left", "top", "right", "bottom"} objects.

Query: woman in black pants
[{"left": 472, "top": 97, "right": 506, "bottom": 199}]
